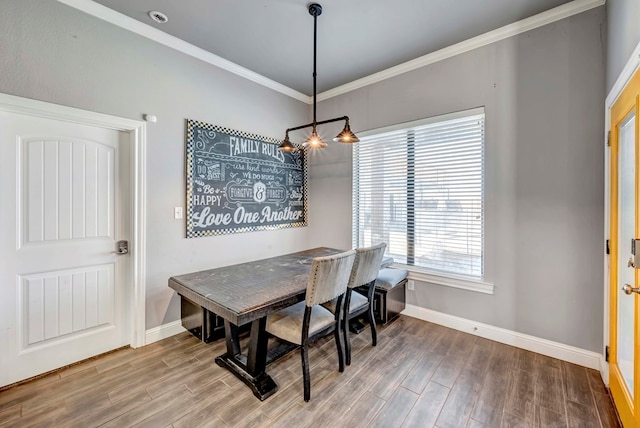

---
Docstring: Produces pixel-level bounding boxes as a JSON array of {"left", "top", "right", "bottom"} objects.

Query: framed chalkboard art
[{"left": 185, "top": 119, "right": 307, "bottom": 238}]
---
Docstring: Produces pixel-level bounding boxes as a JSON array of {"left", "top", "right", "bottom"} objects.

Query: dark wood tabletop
[{"left": 168, "top": 247, "right": 342, "bottom": 326}]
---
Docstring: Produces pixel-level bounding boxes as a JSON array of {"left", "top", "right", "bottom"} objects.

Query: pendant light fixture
[{"left": 278, "top": 3, "right": 359, "bottom": 152}]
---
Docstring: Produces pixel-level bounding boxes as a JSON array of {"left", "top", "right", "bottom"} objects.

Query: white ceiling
[{"left": 89, "top": 0, "right": 577, "bottom": 96}]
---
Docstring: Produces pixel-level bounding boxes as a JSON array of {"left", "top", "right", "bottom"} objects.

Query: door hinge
[
  {"left": 607, "top": 130, "right": 611, "bottom": 146},
  {"left": 605, "top": 345, "right": 610, "bottom": 363},
  {"left": 606, "top": 239, "right": 610, "bottom": 255}
]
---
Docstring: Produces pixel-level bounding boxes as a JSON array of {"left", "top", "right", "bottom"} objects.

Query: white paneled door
[{"left": 0, "top": 110, "right": 131, "bottom": 387}]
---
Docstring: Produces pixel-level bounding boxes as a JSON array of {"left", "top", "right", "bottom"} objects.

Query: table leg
[
  {"left": 215, "top": 317, "right": 278, "bottom": 401},
  {"left": 246, "top": 317, "right": 268, "bottom": 374},
  {"left": 224, "top": 320, "right": 241, "bottom": 357}
]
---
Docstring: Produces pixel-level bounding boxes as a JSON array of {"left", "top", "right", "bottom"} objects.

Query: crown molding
[
  {"left": 317, "top": 0, "right": 605, "bottom": 101},
  {"left": 58, "top": 0, "right": 604, "bottom": 105},
  {"left": 56, "top": 0, "right": 312, "bottom": 104}
]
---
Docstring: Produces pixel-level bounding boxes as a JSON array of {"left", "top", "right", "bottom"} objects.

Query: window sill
[{"left": 390, "top": 264, "right": 495, "bottom": 295}]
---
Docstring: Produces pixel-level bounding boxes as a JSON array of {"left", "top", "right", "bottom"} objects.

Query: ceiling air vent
[{"left": 148, "top": 11, "right": 168, "bottom": 24}]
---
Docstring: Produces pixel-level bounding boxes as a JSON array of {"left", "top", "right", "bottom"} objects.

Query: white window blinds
[{"left": 353, "top": 109, "right": 484, "bottom": 278}]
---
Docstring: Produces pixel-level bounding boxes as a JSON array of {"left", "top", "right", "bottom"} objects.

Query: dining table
[
  {"left": 168, "top": 247, "right": 392, "bottom": 400},
  {"left": 168, "top": 247, "right": 341, "bottom": 400}
]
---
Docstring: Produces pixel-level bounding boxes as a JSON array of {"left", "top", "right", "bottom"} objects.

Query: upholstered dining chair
[
  {"left": 323, "top": 242, "right": 386, "bottom": 366},
  {"left": 266, "top": 250, "right": 355, "bottom": 402}
]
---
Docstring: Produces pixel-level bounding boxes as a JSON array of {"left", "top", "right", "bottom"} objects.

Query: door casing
[{"left": 609, "top": 68, "right": 640, "bottom": 427}]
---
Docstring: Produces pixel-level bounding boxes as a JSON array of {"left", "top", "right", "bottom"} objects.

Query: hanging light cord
[{"left": 312, "top": 5, "right": 318, "bottom": 126}]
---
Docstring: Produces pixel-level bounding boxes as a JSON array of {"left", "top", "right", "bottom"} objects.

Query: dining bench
[
  {"left": 180, "top": 295, "right": 225, "bottom": 343},
  {"left": 371, "top": 268, "right": 408, "bottom": 325}
]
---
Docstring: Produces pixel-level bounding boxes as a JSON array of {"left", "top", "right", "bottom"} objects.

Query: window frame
[{"left": 352, "top": 107, "right": 494, "bottom": 294}]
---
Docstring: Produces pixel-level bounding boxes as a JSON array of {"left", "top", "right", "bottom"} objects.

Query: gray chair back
[
  {"left": 306, "top": 250, "right": 356, "bottom": 306},
  {"left": 348, "top": 243, "right": 387, "bottom": 289}
]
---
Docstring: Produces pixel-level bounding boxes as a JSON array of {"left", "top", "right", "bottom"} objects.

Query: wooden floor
[{"left": 0, "top": 316, "right": 620, "bottom": 428}]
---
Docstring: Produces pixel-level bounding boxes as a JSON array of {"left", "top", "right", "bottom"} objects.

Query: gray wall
[
  {"left": 0, "top": 1, "right": 608, "bottom": 352},
  {"left": 0, "top": 0, "right": 310, "bottom": 329},
  {"left": 312, "top": 7, "right": 606, "bottom": 352},
  {"left": 606, "top": 0, "right": 640, "bottom": 91}
]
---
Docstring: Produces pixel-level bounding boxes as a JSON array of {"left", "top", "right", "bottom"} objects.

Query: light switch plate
[
  {"left": 407, "top": 280, "right": 415, "bottom": 291},
  {"left": 174, "top": 207, "right": 183, "bottom": 219}
]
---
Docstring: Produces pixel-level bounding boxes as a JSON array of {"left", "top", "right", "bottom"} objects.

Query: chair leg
[
  {"left": 367, "top": 280, "right": 377, "bottom": 347},
  {"left": 334, "top": 318, "right": 345, "bottom": 372},
  {"left": 343, "top": 291, "right": 352, "bottom": 366},
  {"left": 302, "top": 344, "right": 311, "bottom": 402},
  {"left": 301, "top": 307, "right": 313, "bottom": 402},
  {"left": 368, "top": 301, "right": 377, "bottom": 347}
]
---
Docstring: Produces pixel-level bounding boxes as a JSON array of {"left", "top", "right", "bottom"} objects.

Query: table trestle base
[{"left": 214, "top": 354, "right": 278, "bottom": 401}]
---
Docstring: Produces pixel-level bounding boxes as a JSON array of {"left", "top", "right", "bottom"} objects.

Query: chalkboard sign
[{"left": 186, "top": 119, "right": 307, "bottom": 238}]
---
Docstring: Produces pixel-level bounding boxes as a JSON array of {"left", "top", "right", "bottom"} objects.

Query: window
[{"left": 353, "top": 108, "right": 484, "bottom": 279}]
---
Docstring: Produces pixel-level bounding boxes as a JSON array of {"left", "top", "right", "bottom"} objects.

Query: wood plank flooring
[{"left": 0, "top": 316, "right": 620, "bottom": 428}]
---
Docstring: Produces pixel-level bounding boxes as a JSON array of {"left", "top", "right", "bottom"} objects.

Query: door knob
[
  {"left": 116, "top": 240, "right": 129, "bottom": 255},
  {"left": 623, "top": 284, "right": 640, "bottom": 295}
]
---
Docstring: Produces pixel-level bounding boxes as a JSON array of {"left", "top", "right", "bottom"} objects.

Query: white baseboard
[
  {"left": 600, "top": 355, "right": 609, "bottom": 386},
  {"left": 145, "top": 320, "right": 186, "bottom": 345},
  {"left": 143, "top": 307, "right": 606, "bottom": 375},
  {"left": 402, "top": 304, "right": 603, "bottom": 371}
]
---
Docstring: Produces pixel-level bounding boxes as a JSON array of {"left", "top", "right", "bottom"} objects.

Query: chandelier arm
[{"left": 286, "top": 116, "right": 349, "bottom": 135}]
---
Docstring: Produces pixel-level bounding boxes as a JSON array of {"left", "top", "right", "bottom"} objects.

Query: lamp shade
[
  {"left": 333, "top": 123, "right": 360, "bottom": 143},
  {"left": 278, "top": 134, "right": 298, "bottom": 152},
  {"left": 304, "top": 128, "right": 327, "bottom": 149}
]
